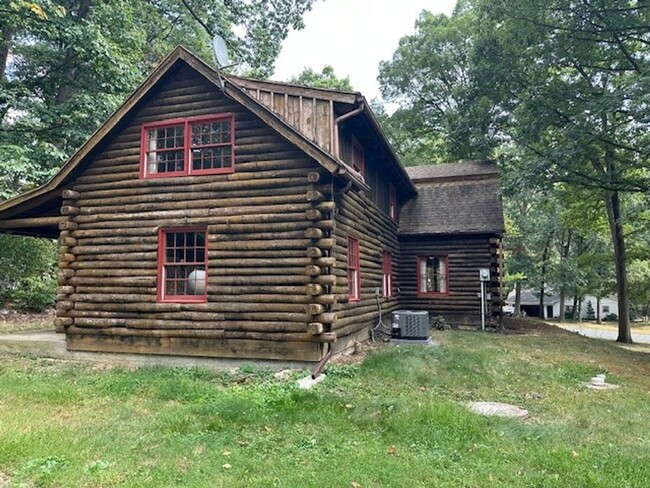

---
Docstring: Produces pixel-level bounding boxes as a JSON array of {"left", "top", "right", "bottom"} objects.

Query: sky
[{"left": 272, "top": 0, "right": 458, "bottom": 100}]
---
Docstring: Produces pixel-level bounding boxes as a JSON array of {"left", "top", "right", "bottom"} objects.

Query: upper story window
[
  {"left": 417, "top": 256, "right": 448, "bottom": 296},
  {"left": 351, "top": 137, "right": 365, "bottom": 177},
  {"left": 389, "top": 184, "right": 398, "bottom": 221},
  {"left": 157, "top": 227, "right": 208, "bottom": 303},
  {"left": 141, "top": 114, "right": 234, "bottom": 179},
  {"left": 382, "top": 250, "right": 393, "bottom": 298},
  {"left": 347, "top": 236, "right": 361, "bottom": 301}
]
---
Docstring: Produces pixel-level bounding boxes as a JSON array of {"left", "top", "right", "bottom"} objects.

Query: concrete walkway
[{"left": 555, "top": 323, "right": 650, "bottom": 344}]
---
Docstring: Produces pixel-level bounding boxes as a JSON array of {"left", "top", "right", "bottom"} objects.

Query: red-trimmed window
[
  {"left": 382, "top": 250, "right": 393, "bottom": 298},
  {"left": 417, "top": 256, "right": 448, "bottom": 296},
  {"left": 347, "top": 236, "right": 361, "bottom": 301},
  {"left": 141, "top": 114, "right": 234, "bottom": 178},
  {"left": 389, "top": 184, "right": 398, "bottom": 221},
  {"left": 351, "top": 137, "right": 365, "bottom": 177},
  {"left": 157, "top": 228, "right": 208, "bottom": 303}
]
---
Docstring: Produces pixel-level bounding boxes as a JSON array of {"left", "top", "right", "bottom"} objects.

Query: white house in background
[{"left": 505, "top": 289, "right": 619, "bottom": 320}]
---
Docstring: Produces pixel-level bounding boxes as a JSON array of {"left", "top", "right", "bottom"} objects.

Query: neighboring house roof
[
  {"left": 0, "top": 45, "right": 416, "bottom": 237},
  {"left": 505, "top": 289, "right": 561, "bottom": 305},
  {"left": 399, "top": 161, "right": 505, "bottom": 236}
]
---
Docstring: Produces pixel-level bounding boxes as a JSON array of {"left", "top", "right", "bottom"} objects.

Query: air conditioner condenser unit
[{"left": 391, "top": 311, "right": 430, "bottom": 340}]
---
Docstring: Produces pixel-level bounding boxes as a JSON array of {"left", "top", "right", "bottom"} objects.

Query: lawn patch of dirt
[
  {"left": 0, "top": 308, "right": 55, "bottom": 333},
  {"left": 501, "top": 316, "right": 575, "bottom": 336}
]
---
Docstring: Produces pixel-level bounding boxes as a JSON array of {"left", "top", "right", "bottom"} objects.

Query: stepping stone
[{"left": 468, "top": 401, "right": 529, "bottom": 418}]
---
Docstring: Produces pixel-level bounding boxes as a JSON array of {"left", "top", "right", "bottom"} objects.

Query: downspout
[
  {"left": 312, "top": 172, "right": 338, "bottom": 379},
  {"left": 333, "top": 103, "right": 365, "bottom": 158}
]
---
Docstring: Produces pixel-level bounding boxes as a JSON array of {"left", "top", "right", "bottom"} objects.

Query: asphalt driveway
[{"left": 555, "top": 323, "right": 650, "bottom": 344}]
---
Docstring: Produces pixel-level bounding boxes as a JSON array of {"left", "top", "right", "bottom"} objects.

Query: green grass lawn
[{"left": 1, "top": 324, "right": 649, "bottom": 487}]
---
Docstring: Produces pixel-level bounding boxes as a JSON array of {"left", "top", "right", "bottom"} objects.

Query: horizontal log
[
  {"left": 315, "top": 313, "right": 336, "bottom": 324},
  {"left": 0, "top": 216, "right": 63, "bottom": 229},
  {"left": 306, "top": 247, "right": 323, "bottom": 258},
  {"left": 60, "top": 206, "right": 80, "bottom": 216},
  {"left": 315, "top": 294, "right": 337, "bottom": 305},
  {"left": 314, "top": 220, "right": 335, "bottom": 231},
  {"left": 316, "top": 238, "right": 336, "bottom": 249},
  {"left": 67, "top": 326, "right": 336, "bottom": 344},
  {"left": 59, "top": 220, "right": 79, "bottom": 231},
  {"left": 317, "top": 201, "right": 335, "bottom": 212},
  {"left": 57, "top": 301, "right": 73, "bottom": 310},
  {"left": 62, "top": 189, "right": 80, "bottom": 200},
  {"left": 306, "top": 283, "right": 323, "bottom": 296},
  {"left": 305, "top": 209, "right": 323, "bottom": 220},
  {"left": 54, "top": 317, "right": 73, "bottom": 327},
  {"left": 57, "top": 285, "right": 75, "bottom": 295},
  {"left": 59, "top": 236, "right": 77, "bottom": 247},
  {"left": 305, "top": 265, "right": 322, "bottom": 277},
  {"left": 307, "top": 171, "right": 323, "bottom": 183},
  {"left": 313, "top": 275, "right": 336, "bottom": 286},
  {"left": 314, "top": 257, "right": 336, "bottom": 267},
  {"left": 305, "top": 303, "right": 326, "bottom": 317},
  {"left": 306, "top": 190, "right": 325, "bottom": 202},
  {"left": 305, "top": 228, "right": 324, "bottom": 239},
  {"left": 307, "top": 322, "right": 324, "bottom": 335}
]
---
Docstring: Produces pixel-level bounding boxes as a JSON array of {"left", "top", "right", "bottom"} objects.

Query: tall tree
[
  {"left": 288, "top": 65, "right": 353, "bottom": 91},
  {"left": 379, "top": 0, "right": 650, "bottom": 342},
  {"left": 0, "top": 0, "right": 314, "bottom": 309}
]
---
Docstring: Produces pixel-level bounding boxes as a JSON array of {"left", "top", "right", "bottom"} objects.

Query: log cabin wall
[
  {"left": 331, "top": 185, "right": 400, "bottom": 351},
  {"left": 57, "top": 63, "right": 333, "bottom": 361},
  {"left": 398, "top": 233, "right": 502, "bottom": 326}
]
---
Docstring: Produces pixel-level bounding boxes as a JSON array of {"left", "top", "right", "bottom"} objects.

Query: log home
[{"left": 0, "top": 46, "right": 504, "bottom": 362}]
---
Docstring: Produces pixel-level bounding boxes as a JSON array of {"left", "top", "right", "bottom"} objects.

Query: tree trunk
[
  {"left": 604, "top": 189, "right": 632, "bottom": 342},
  {"left": 0, "top": 27, "right": 13, "bottom": 82},
  {"left": 596, "top": 295, "right": 602, "bottom": 324},
  {"left": 514, "top": 281, "right": 522, "bottom": 316},
  {"left": 572, "top": 293, "right": 579, "bottom": 320},
  {"left": 538, "top": 235, "right": 552, "bottom": 319},
  {"left": 577, "top": 297, "right": 583, "bottom": 322},
  {"left": 558, "top": 229, "right": 572, "bottom": 323}
]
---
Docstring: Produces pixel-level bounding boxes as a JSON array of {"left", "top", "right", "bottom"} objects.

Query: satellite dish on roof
[{"left": 212, "top": 34, "right": 230, "bottom": 68}]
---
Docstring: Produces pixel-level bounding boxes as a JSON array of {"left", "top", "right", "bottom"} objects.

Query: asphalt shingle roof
[{"left": 399, "top": 161, "right": 505, "bottom": 235}]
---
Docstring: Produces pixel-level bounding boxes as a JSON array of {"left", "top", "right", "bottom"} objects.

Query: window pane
[
  {"left": 191, "top": 120, "right": 231, "bottom": 146},
  {"left": 192, "top": 146, "right": 230, "bottom": 172}
]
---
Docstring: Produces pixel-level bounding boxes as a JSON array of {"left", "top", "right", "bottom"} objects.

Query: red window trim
[
  {"left": 140, "top": 113, "right": 235, "bottom": 179},
  {"left": 382, "top": 250, "right": 393, "bottom": 298},
  {"left": 157, "top": 227, "right": 208, "bottom": 303},
  {"left": 351, "top": 137, "right": 365, "bottom": 177},
  {"left": 416, "top": 255, "right": 449, "bottom": 297},
  {"left": 347, "top": 235, "right": 361, "bottom": 302},
  {"left": 389, "top": 184, "right": 398, "bottom": 222}
]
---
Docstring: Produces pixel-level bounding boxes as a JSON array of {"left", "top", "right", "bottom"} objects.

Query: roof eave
[{"left": 357, "top": 96, "right": 417, "bottom": 196}]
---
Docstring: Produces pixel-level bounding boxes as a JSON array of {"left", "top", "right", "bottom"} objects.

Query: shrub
[
  {"left": 604, "top": 313, "right": 619, "bottom": 322},
  {"left": 11, "top": 275, "right": 57, "bottom": 312}
]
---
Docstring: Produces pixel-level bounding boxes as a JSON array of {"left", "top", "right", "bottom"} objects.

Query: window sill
[
  {"left": 416, "top": 292, "right": 449, "bottom": 298},
  {"left": 142, "top": 167, "right": 235, "bottom": 179},
  {"left": 158, "top": 296, "right": 207, "bottom": 304}
]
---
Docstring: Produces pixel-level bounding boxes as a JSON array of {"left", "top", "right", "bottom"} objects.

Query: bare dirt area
[
  {"left": 0, "top": 308, "right": 55, "bottom": 333},
  {"left": 501, "top": 316, "right": 575, "bottom": 336}
]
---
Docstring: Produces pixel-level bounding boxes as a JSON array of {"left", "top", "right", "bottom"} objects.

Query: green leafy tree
[
  {"left": 288, "top": 65, "right": 353, "bottom": 91},
  {"left": 0, "top": 0, "right": 314, "bottom": 310},
  {"left": 379, "top": 0, "right": 650, "bottom": 342}
]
